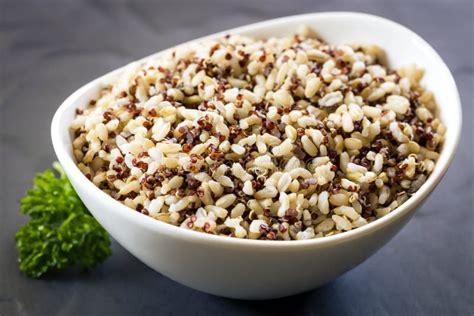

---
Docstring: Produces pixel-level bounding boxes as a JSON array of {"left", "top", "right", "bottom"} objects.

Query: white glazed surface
[{"left": 51, "top": 12, "right": 461, "bottom": 299}]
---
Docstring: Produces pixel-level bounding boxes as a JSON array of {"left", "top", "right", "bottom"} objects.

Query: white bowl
[{"left": 51, "top": 12, "right": 461, "bottom": 299}]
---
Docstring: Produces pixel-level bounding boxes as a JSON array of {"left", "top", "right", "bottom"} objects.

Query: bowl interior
[{"left": 51, "top": 12, "right": 461, "bottom": 247}]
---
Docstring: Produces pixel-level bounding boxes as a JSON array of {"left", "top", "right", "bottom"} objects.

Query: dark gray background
[{"left": 1, "top": 0, "right": 473, "bottom": 315}]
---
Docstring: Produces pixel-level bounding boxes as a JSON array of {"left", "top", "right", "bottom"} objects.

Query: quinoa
[{"left": 70, "top": 26, "right": 445, "bottom": 240}]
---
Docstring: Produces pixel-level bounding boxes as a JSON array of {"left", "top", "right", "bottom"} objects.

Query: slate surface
[{"left": 0, "top": 0, "right": 473, "bottom": 315}]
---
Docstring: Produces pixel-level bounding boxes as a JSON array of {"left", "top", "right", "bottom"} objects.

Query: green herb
[{"left": 15, "top": 162, "right": 111, "bottom": 278}]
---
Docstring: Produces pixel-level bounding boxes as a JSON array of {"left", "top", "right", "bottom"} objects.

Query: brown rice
[{"left": 70, "top": 26, "right": 444, "bottom": 240}]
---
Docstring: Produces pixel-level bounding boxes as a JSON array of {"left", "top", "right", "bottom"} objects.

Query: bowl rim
[{"left": 51, "top": 11, "right": 462, "bottom": 249}]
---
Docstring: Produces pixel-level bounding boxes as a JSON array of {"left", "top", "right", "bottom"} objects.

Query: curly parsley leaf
[{"left": 15, "top": 163, "right": 111, "bottom": 278}]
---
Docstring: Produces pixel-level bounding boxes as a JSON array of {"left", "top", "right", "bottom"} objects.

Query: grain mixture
[{"left": 71, "top": 26, "right": 445, "bottom": 240}]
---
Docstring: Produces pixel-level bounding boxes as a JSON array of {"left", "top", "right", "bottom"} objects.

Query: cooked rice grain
[{"left": 71, "top": 27, "right": 444, "bottom": 240}]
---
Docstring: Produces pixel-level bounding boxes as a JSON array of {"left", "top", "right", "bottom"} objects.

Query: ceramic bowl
[{"left": 51, "top": 12, "right": 461, "bottom": 299}]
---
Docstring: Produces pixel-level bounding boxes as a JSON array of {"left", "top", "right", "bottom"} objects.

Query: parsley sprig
[{"left": 15, "top": 163, "right": 111, "bottom": 278}]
